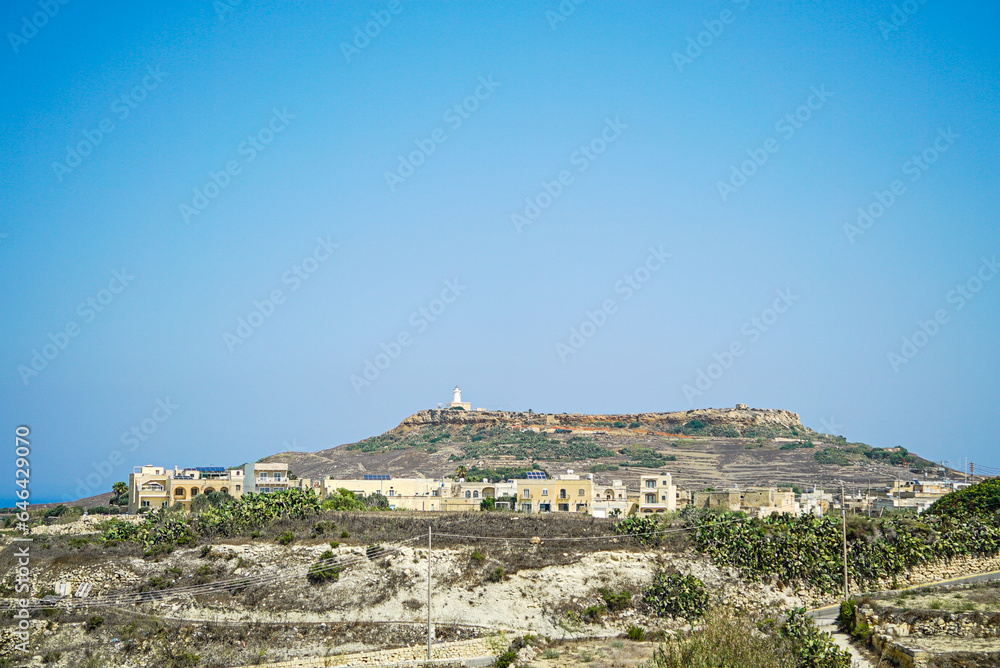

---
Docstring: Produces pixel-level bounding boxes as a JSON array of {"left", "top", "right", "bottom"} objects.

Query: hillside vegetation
[{"left": 263, "top": 406, "right": 946, "bottom": 492}]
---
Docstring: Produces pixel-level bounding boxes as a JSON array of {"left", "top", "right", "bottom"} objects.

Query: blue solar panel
[
  {"left": 192, "top": 467, "right": 225, "bottom": 472},
  {"left": 525, "top": 471, "right": 546, "bottom": 479},
  {"left": 363, "top": 474, "right": 391, "bottom": 480}
]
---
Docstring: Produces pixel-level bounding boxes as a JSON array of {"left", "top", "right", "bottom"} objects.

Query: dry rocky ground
[{"left": 2, "top": 512, "right": 810, "bottom": 668}]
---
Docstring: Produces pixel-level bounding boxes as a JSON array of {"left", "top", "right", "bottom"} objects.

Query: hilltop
[{"left": 262, "top": 406, "right": 943, "bottom": 490}]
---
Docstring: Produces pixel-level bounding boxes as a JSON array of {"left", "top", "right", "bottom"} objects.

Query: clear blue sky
[{"left": 2, "top": 1, "right": 998, "bottom": 505}]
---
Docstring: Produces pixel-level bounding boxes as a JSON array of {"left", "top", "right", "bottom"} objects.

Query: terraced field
[{"left": 262, "top": 407, "right": 947, "bottom": 492}]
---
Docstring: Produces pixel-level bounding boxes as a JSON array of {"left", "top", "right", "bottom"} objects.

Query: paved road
[
  {"left": 807, "top": 568, "right": 1000, "bottom": 667},
  {"left": 808, "top": 568, "right": 1000, "bottom": 625}
]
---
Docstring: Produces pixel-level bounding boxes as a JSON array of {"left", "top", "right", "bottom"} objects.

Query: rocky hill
[{"left": 262, "top": 406, "right": 942, "bottom": 491}]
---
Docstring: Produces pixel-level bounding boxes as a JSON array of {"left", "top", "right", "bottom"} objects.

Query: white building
[{"left": 446, "top": 386, "right": 471, "bottom": 410}]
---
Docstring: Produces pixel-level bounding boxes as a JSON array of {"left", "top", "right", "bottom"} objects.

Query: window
[
  {"left": 141, "top": 500, "right": 150, "bottom": 507},
  {"left": 432, "top": 489, "right": 438, "bottom": 496},
  {"left": 388, "top": 489, "right": 395, "bottom": 496},
  {"left": 161, "top": 501, "right": 168, "bottom": 508},
  {"left": 465, "top": 491, "right": 471, "bottom": 499},
  {"left": 259, "top": 472, "right": 268, "bottom": 480},
  {"left": 661, "top": 479, "right": 668, "bottom": 485},
  {"left": 235, "top": 485, "right": 240, "bottom": 491},
  {"left": 174, "top": 489, "right": 184, "bottom": 497},
  {"left": 558, "top": 503, "right": 569, "bottom": 512},
  {"left": 579, "top": 489, "right": 585, "bottom": 496},
  {"left": 542, "top": 488, "right": 549, "bottom": 496},
  {"left": 662, "top": 495, "right": 667, "bottom": 501},
  {"left": 559, "top": 489, "right": 567, "bottom": 499},
  {"left": 645, "top": 493, "right": 656, "bottom": 503},
  {"left": 645, "top": 480, "right": 656, "bottom": 488},
  {"left": 539, "top": 503, "right": 551, "bottom": 512},
  {"left": 523, "top": 490, "right": 530, "bottom": 499},
  {"left": 521, "top": 503, "right": 533, "bottom": 513},
  {"left": 473, "top": 490, "right": 479, "bottom": 498}
]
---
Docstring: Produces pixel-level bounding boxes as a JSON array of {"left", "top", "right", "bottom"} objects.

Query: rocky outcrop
[{"left": 397, "top": 406, "right": 806, "bottom": 434}]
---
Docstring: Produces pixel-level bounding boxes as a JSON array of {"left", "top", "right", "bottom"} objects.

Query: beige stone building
[
  {"left": 128, "top": 465, "right": 245, "bottom": 513},
  {"left": 638, "top": 473, "right": 678, "bottom": 513}
]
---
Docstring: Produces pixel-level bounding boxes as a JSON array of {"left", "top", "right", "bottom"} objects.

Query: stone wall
[{"left": 249, "top": 637, "right": 494, "bottom": 667}]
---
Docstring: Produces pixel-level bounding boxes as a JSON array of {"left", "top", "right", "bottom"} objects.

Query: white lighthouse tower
[{"left": 446, "top": 386, "right": 471, "bottom": 410}]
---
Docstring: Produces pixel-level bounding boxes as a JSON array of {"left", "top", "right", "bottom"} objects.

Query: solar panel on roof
[
  {"left": 363, "top": 474, "right": 391, "bottom": 480},
  {"left": 525, "top": 471, "right": 546, "bottom": 479},
  {"left": 192, "top": 467, "right": 225, "bottom": 472}
]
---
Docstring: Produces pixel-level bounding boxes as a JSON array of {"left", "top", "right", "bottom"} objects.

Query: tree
[
  {"left": 455, "top": 465, "right": 468, "bottom": 480},
  {"left": 111, "top": 482, "right": 128, "bottom": 506}
]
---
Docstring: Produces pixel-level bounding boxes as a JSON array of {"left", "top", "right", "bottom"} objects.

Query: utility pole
[
  {"left": 841, "top": 485, "right": 849, "bottom": 601},
  {"left": 868, "top": 478, "right": 872, "bottom": 518},
  {"left": 427, "top": 524, "right": 432, "bottom": 661}
]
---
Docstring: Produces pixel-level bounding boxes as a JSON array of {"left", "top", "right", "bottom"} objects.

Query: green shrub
[
  {"left": 276, "top": 530, "right": 295, "bottom": 545},
  {"left": 329, "top": 541, "right": 340, "bottom": 549},
  {"left": 582, "top": 604, "right": 605, "bottom": 622},
  {"left": 642, "top": 572, "right": 708, "bottom": 621},
  {"left": 613, "top": 515, "right": 660, "bottom": 545},
  {"left": 494, "top": 649, "right": 518, "bottom": 668},
  {"left": 814, "top": 448, "right": 852, "bottom": 466},
  {"left": 307, "top": 550, "right": 342, "bottom": 584},
  {"left": 600, "top": 587, "right": 632, "bottom": 612},
  {"left": 485, "top": 566, "right": 505, "bottom": 583},
  {"left": 84, "top": 616, "right": 104, "bottom": 631},
  {"left": 626, "top": 625, "right": 646, "bottom": 641},
  {"left": 471, "top": 549, "right": 485, "bottom": 562},
  {"left": 340, "top": 530, "right": 350, "bottom": 539},
  {"left": 650, "top": 609, "right": 796, "bottom": 668}
]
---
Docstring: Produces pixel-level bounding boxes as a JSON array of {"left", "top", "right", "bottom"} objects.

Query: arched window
[
  {"left": 174, "top": 488, "right": 185, "bottom": 497},
  {"left": 191, "top": 487, "right": 199, "bottom": 496},
  {"left": 578, "top": 489, "right": 585, "bottom": 496},
  {"left": 465, "top": 491, "right": 471, "bottom": 498},
  {"left": 473, "top": 491, "right": 479, "bottom": 498}
]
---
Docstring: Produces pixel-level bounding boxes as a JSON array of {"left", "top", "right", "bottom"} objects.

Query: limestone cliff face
[{"left": 395, "top": 406, "right": 806, "bottom": 433}]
